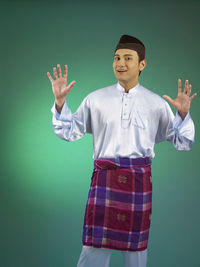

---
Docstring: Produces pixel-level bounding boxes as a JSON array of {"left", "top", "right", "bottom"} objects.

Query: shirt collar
[{"left": 116, "top": 81, "right": 140, "bottom": 94}]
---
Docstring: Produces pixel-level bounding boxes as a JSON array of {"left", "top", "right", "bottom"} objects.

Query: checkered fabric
[{"left": 82, "top": 157, "right": 153, "bottom": 252}]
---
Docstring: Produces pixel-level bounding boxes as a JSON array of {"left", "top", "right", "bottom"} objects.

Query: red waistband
[{"left": 94, "top": 157, "right": 152, "bottom": 170}]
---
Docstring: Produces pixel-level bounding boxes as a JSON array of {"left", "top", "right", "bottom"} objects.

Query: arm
[
  {"left": 51, "top": 95, "right": 92, "bottom": 142},
  {"left": 155, "top": 101, "right": 195, "bottom": 150},
  {"left": 47, "top": 64, "right": 92, "bottom": 141}
]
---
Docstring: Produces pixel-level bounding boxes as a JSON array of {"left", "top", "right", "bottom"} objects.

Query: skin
[
  {"left": 47, "top": 49, "right": 197, "bottom": 119},
  {"left": 162, "top": 79, "right": 197, "bottom": 120},
  {"left": 112, "top": 48, "right": 146, "bottom": 93},
  {"left": 47, "top": 64, "right": 76, "bottom": 113}
]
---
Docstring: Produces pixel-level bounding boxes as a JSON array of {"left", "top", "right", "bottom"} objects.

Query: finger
[
  {"left": 63, "top": 65, "right": 68, "bottom": 79},
  {"left": 57, "top": 64, "right": 62, "bottom": 78},
  {"left": 53, "top": 67, "right": 58, "bottom": 79},
  {"left": 66, "top": 81, "right": 76, "bottom": 93},
  {"left": 190, "top": 92, "right": 197, "bottom": 101},
  {"left": 184, "top": 80, "right": 189, "bottom": 94},
  {"left": 47, "top": 72, "right": 54, "bottom": 83},
  {"left": 178, "top": 79, "right": 182, "bottom": 93},
  {"left": 187, "top": 84, "right": 192, "bottom": 96},
  {"left": 162, "top": 95, "right": 174, "bottom": 105}
]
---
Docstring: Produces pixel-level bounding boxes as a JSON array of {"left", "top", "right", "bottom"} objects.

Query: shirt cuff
[
  {"left": 173, "top": 110, "right": 190, "bottom": 128},
  {"left": 51, "top": 100, "right": 72, "bottom": 121},
  {"left": 173, "top": 110, "right": 195, "bottom": 142}
]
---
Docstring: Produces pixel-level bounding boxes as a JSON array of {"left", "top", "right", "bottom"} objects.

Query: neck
[{"left": 118, "top": 79, "right": 138, "bottom": 93}]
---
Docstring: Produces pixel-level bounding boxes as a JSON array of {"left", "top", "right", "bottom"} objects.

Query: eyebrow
[{"left": 114, "top": 54, "right": 134, "bottom": 57}]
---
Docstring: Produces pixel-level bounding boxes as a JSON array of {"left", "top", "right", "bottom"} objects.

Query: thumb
[
  {"left": 66, "top": 81, "right": 76, "bottom": 94},
  {"left": 162, "top": 94, "right": 173, "bottom": 105}
]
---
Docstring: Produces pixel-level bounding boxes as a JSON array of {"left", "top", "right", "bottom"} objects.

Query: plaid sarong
[{"left": 82, "top": 157, "right": 152, "bottom": 252}]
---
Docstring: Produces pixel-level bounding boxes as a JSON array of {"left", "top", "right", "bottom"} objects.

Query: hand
[
  {"left": 162, "top": 79, "right": 197, "bottom": 120},
  {"left": 47, "top": 64, "right": 76, "bottom": 106}
]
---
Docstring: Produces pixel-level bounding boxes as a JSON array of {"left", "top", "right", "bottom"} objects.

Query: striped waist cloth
[
  {"left": 94, "top": 157, "right": 152, "bottom": 171},
  {"left": 82, "top": 156, "right": 153, "bottom": 251}
]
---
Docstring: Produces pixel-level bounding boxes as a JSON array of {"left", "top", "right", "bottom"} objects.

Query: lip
[{"left": 117, "top": 70, "right": 127, "bottom": 74}]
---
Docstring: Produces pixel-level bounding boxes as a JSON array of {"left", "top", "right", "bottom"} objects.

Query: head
[
  {"left": 113, "top": 48, "right": 146, "bottom": 83},
  {"left": 113, "top": 35, "right": 147, "bottom": 85}
]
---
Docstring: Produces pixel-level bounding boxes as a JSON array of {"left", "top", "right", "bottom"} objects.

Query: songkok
[{"left": 114, "top": 34, "right": 145, "bottom": 61}]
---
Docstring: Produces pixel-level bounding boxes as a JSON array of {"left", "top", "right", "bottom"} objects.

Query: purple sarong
[{"left": 82, "top": 157, "right": 152, "bottom": 252}]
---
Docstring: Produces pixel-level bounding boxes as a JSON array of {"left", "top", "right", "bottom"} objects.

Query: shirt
[{"left": 51, "top": 81, "right": 195, "bottom": 160}]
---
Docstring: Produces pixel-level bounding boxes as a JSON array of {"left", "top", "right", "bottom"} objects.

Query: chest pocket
[{"left": 132, "top": 109, "right": 149, "bottom": 129}]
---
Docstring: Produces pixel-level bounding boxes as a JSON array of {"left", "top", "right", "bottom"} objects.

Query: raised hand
[
  {"left": 162, "top": 79, "right": 197, "bottom": 120},
  {"left": 47, "top": 64, "right": 76, "bottom": 109}
]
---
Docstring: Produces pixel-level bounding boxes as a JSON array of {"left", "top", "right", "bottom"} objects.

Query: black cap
[{"left": 114, "top": 34, "right": 145, "bottom": 61}]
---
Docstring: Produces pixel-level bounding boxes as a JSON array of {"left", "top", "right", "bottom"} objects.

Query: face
[{"left": 113, "top": 49, "right": 146, "bottom": 84}]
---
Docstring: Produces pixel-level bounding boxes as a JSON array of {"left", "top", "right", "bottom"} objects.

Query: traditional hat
[{"left": 114, "top": 34, "right": 145, "bottom": 60}]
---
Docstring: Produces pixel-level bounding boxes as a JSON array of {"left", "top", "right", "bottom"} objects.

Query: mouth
[{"left": 117, "top": 70, "right": 127, "bottom": 73}]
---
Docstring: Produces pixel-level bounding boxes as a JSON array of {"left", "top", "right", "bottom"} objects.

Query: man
[{"left": 47, "top": 35, "right": 197, "bottom": 267}]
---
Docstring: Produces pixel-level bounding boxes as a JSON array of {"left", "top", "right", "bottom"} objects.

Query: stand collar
[{"left": 116, "top": 81, "right": 140, "bottom": 94}]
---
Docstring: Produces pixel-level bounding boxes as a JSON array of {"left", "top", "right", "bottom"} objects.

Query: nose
[{"left": 116, "top": 59, "right": 126, "bottom": 68}]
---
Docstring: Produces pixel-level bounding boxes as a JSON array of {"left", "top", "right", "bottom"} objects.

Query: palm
[
  {"left": 53, "top": 77, "right": 67, "bottom": 98},
  {"left": 162, "top": 79, "right": 197, "bottom": 115},
  {"left": 171, "top": 91, "right": 191, "bottom": 113},
  {"left": 47, "top": 64, "right": 76, "bottom": 100}
]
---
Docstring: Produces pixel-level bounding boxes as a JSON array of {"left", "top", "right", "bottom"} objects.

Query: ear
[{"left": 139, "top": 59, "right": 147, "bottom": 71}]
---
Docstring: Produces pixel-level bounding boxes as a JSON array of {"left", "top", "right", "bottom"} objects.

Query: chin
[{"left": 118, "top": 78, "right": 127, "bottom": 82}]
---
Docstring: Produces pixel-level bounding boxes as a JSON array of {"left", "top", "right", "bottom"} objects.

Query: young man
[{"left": 47, "top": 35, "right": 197, "bottom": 267}]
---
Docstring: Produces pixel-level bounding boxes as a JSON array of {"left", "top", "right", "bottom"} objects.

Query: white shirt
[{"left": 51, "top": 82, "right": 195, "bottom": 160}]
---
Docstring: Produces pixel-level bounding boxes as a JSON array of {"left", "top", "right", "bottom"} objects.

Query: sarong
[{"left": 82, "top": 157, "right": 152, "bottom": 252}]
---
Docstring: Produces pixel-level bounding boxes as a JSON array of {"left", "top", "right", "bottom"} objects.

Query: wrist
[
  {"left": 55, "top": 98, "right": 65, "bottom": 113},
  {"left": 178, "top": 110, "right": 188, "bottom": 121},
  {"left": 55, "top": 98, "right": 65, "bottom": 107}
]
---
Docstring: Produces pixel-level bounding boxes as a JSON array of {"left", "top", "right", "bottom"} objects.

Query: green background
[{"left": 1, "top": 0, "right": 199, "bottom": 266}]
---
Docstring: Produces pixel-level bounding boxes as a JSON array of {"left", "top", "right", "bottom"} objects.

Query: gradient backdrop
[{"left": 0, "top": 0, "right": 199, "bottom": 266}]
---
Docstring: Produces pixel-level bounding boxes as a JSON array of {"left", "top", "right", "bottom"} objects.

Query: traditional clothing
[
  {"left": 51, "top": 81, "right": 195, "bottom": 160},
  {"left": 50, "top": 35, "right": 195, "bottom": 266},
  {"left": 51, "top": 79, "right": 195, "bottom": 265},
  {"left": 114, "top": 34, "right": 145, "bottom": 61},
  {"left": 82, "top": 157, "right": 152, "bottom": 252}
]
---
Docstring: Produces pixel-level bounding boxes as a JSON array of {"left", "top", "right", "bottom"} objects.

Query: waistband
[{"left": 94, "top": 157, "right": 152, "bottom": 171}]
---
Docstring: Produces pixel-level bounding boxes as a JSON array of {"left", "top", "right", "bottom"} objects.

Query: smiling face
[{"left": 113, "top": 49, "right": 146, "bottom": 89}]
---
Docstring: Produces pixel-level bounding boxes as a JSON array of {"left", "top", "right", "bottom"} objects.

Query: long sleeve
[
  {"left": 155, "top": 101, "right": 195, "bottom": 150},
  {"left": 51, "top": 95, "right": 92, "bottom": 142}
]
